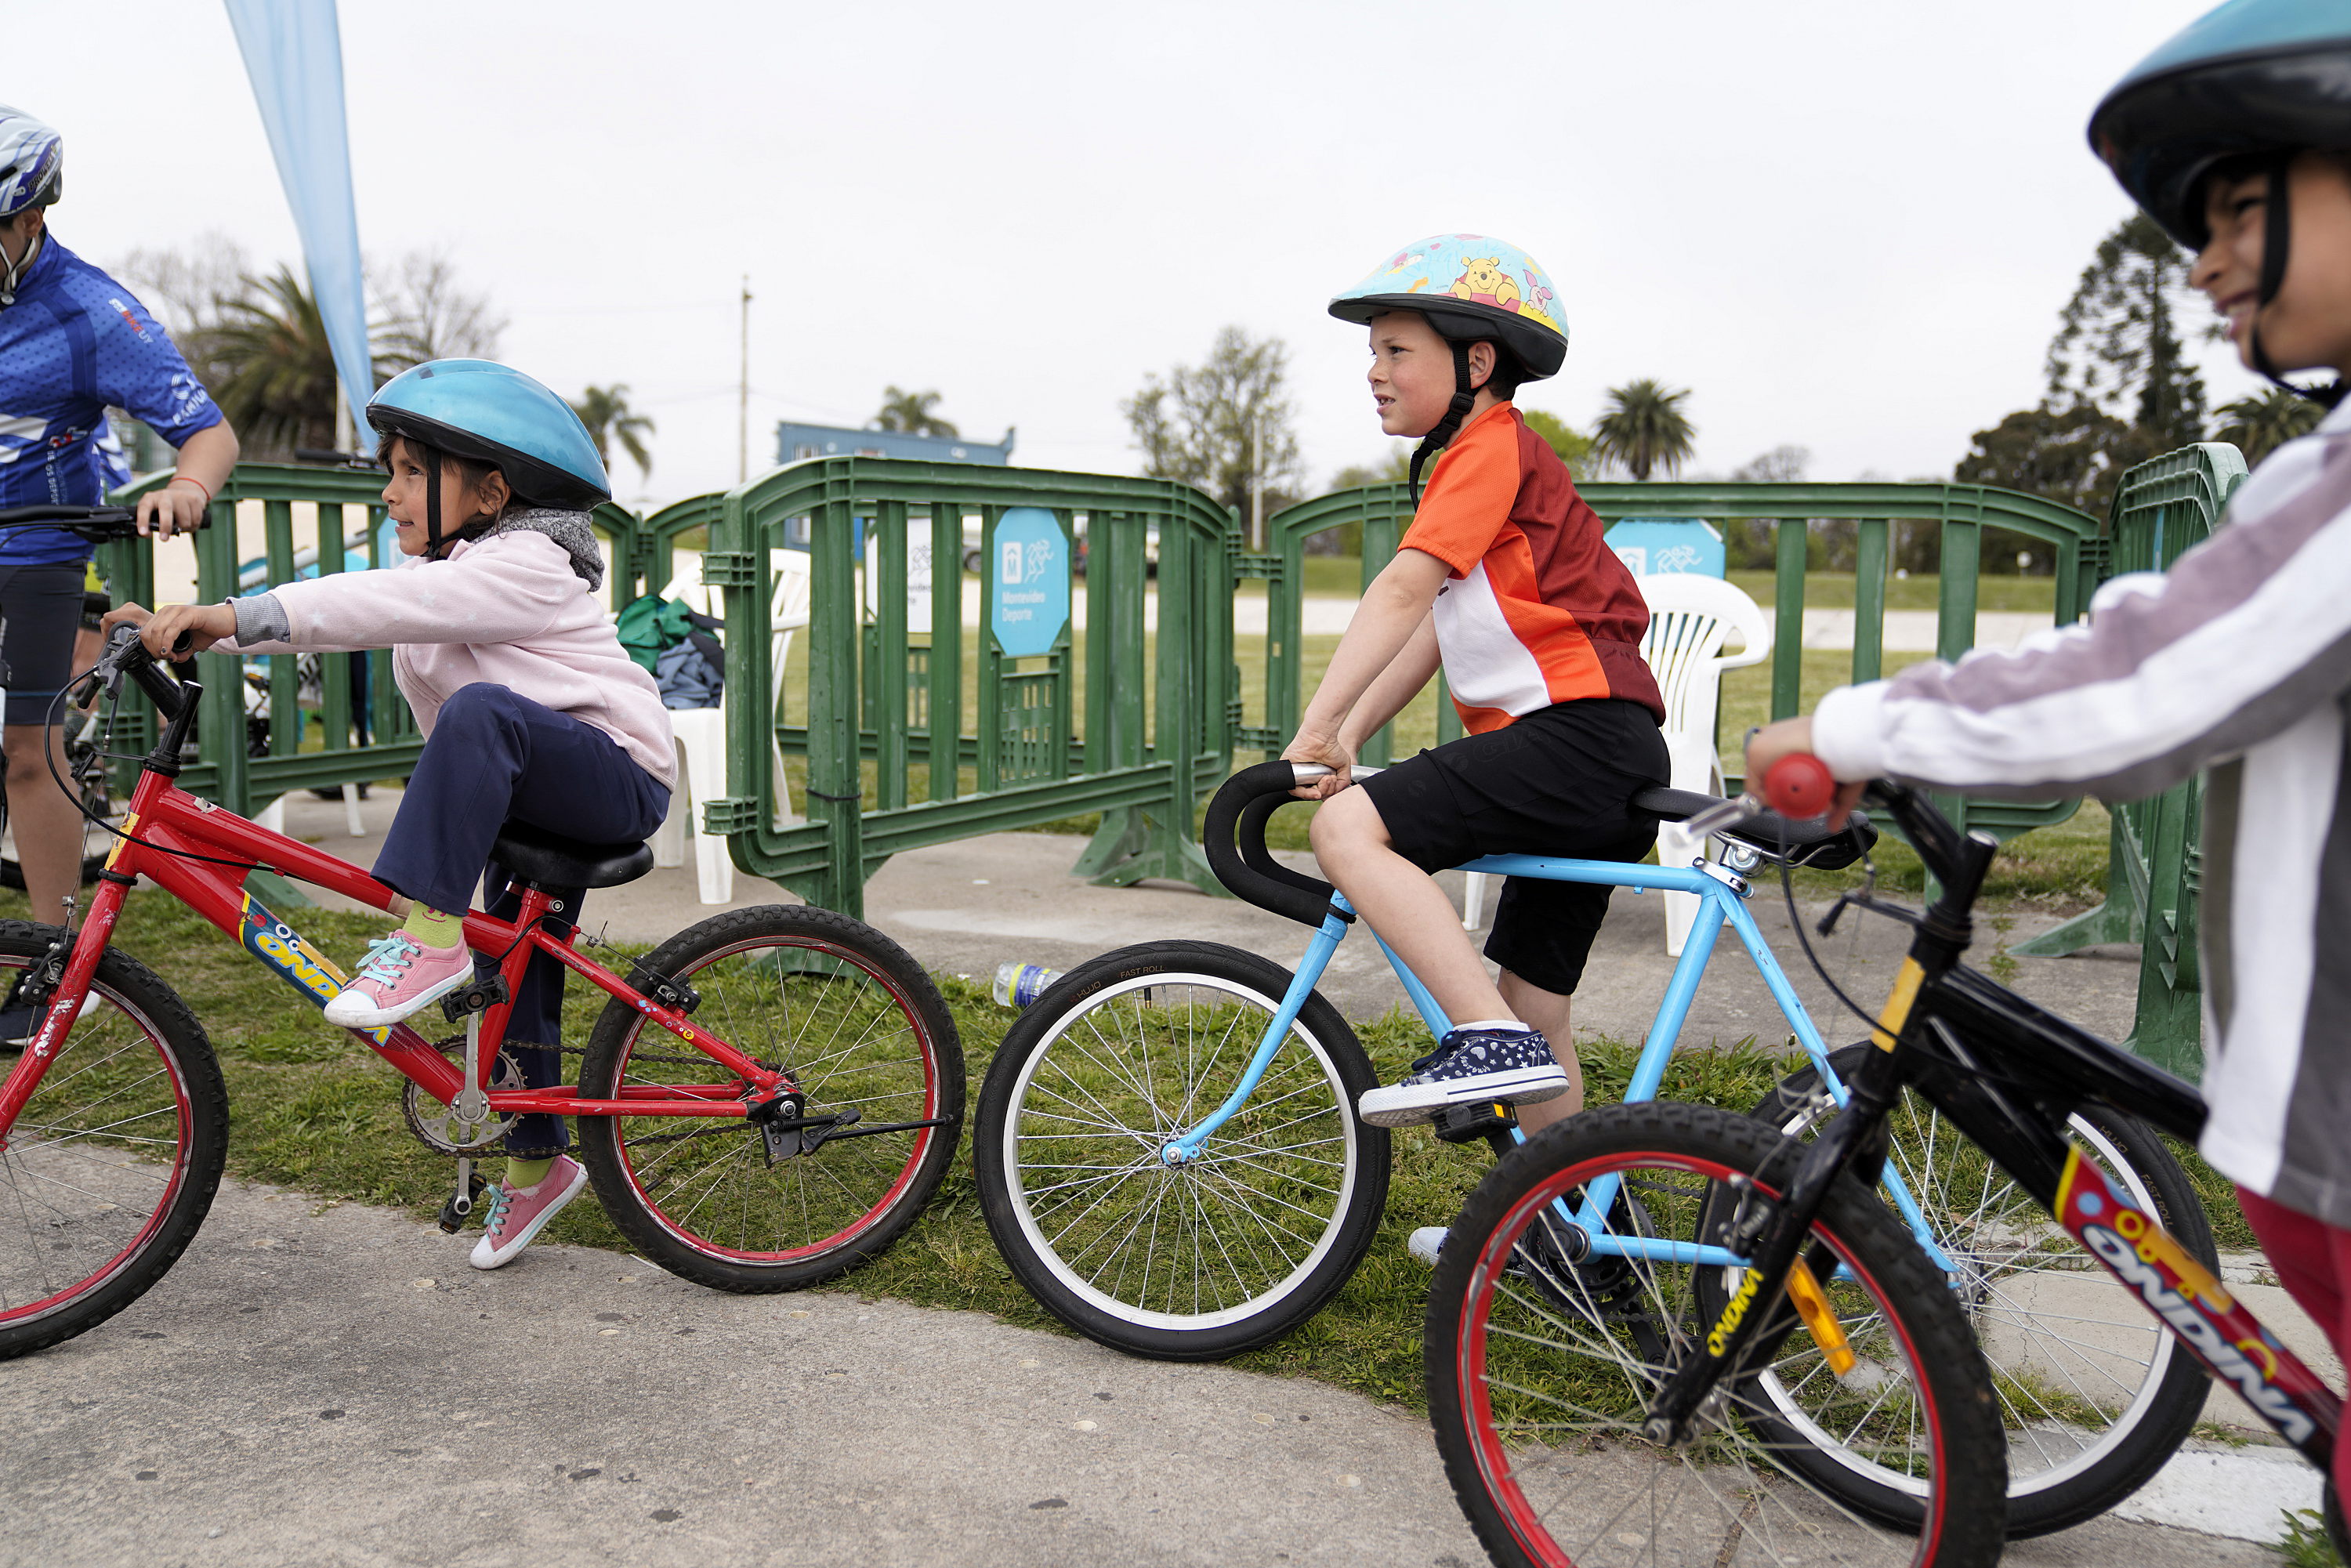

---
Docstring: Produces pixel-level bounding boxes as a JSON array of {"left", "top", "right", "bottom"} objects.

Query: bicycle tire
[
  {"left": 1740, "top": 1045, "right": 2213, "bottom": 1536},
  {"left": 575, "top": 904, "right": 962, "bottom": 1293},
  {"left": 974, "top": 940, "right": 1389, "bottom": 1360},
  {"left": 0, "top": 922, "right": 227, "bottom": 1359},
  {"left": 1428, "top": 1101, "right": 2007, "bottom": 1568}
]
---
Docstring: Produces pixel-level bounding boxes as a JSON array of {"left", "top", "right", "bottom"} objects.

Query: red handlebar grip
[{"left": 1762, "top": 753, "right": 1838, "bottom": 819}]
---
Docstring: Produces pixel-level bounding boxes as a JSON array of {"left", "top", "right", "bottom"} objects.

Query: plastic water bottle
[{"left": 993, "top": 961, "right": 1064, "bottom": 1009}]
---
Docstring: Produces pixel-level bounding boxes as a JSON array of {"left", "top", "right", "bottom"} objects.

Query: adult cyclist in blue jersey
[{"left": 0, "top": 103, "right": 237, "bottom": 1004}]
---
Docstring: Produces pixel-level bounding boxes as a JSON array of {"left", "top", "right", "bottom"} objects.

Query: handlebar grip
[
  {"left": 1762, "top": 753, "right": 1838, "bottom": 819},
  {"left": 1202, "top": 761, "right": 1346, "bottom": 929}
]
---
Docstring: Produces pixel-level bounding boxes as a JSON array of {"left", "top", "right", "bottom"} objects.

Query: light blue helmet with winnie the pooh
[{"left": 1330, "top": 234, "right": 1567, "bottom": 380}]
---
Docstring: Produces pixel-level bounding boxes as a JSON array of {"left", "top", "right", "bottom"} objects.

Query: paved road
[
  {"left": 0, "top": 1177, "right": 2287, "bottom": 1568},
  {"left": 36, "top": 794, "right": 2288, "bottom": 1563}
]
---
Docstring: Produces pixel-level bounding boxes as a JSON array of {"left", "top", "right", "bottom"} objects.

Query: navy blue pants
[{"left": 373, "top": 683, "right": 671, "bottom": 1157}]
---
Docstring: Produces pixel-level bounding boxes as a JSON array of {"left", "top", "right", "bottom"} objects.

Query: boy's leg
[
  {"left": 1499, "top": 971, "right": 1581, "bottom": 1132},
  {"left": 1310, "top": 788, "right": 1515, "bottom": 1025}
]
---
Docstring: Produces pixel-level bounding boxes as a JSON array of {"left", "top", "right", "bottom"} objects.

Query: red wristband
[{"left": 168, "top": 474, "right": 212, "bottom": 505}]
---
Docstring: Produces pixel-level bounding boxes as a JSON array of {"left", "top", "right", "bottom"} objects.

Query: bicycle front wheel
[
  {"left": 1747, "top": 1045, "right": 2213, "bottom": 1536},
  {"left": 1429, "top": 1102, "right": 2005, "bottom": 1568},
  {"left": 0, "top": 924, "right": 227, "bottom": 1359},
  {"left": 576, "top": 905, "right": 962, "bottom": 1293},
  {"left": 974, "top": 940, "right": 1389, "bottom": 1360}
]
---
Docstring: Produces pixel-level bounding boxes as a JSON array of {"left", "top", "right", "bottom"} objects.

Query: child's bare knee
[{"left": 1309, "top": 788, "right": 1385, "bottom": 857}]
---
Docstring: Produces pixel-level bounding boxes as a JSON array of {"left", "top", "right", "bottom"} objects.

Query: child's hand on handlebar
[
  {"left": 100, "top": 601, "right": 235, "bottom": 659},
  {"left": 1744, "top": 717, "right": 1867, "bottom": 828},
  {"left": 1281, "top": 730, "right": 1355, "bottom": 799}
]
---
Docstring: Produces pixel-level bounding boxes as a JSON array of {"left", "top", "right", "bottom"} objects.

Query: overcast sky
[{"left": 20, "top": 0, "right": 2244, "bottom": 509}]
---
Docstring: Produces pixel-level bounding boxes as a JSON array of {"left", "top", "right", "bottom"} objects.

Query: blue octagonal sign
[{"left": 991, "top": 508, "right": 1070, "bottom": 657}]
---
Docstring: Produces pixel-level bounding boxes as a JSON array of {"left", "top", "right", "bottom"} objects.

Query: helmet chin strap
[
  {"left": 2248, "top": 158, "right": 2347, "bottom": 410},
  {"left": 0, "top": 228, "right": 42, "bottom": 308},
  {"left": 1407, "top": 342, "right": 1480, "bottom": 508},
  {"left": 425, "top": 447, "right": 446, "bottom": 556}
]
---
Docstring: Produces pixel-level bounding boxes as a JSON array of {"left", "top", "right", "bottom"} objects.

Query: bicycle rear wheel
[
  {"left": 974, "top": 940, "right": 1388, "bottom": 1360},
  {"left": 1429, "top": 1102, "right": 2005, "bottom": 1568},
  {"left": 0, "top": 924, "right": 226, "bottom": 1358},
  {"left": 1745, "top": 1045, "right": 2213, "bottom": 1536},
  {"left": 576, "top": 906, "right": 962, "bottom": 1292}
]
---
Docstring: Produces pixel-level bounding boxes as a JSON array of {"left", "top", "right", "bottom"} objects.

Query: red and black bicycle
[{"left": 0, "top": 509, "right": 962, "bottom": 1359}]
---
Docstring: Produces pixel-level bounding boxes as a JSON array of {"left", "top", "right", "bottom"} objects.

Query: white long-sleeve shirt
[{"left": 1814, "top": 402, "right": 2351, "bottom": 1224}]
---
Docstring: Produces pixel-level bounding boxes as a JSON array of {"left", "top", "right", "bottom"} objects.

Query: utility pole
[
  {"left": 737, "top": 274, "right": 752, "bottom": 485},
  {"left": 1249, "top": 406, "right": 1264, "bottom": 552}
]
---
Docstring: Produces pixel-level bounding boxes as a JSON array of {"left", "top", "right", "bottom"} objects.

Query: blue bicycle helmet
[
  {"left": 2089, "top": 0, "right": 2351, "bottom": 400},
  {"left": 0, "top": 104, "right": 61, "bottom": 220},
  {"left": 368, "top": 360, "right": 609, "bottom": 551}
]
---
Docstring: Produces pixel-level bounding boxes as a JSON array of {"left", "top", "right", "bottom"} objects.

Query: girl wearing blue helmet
[
  {"left": 108, "top": 360, "right": 675, "bottom": 1271},
  {"left": 1748, "top": 1, "right": 2351, "bottom": 1519}
]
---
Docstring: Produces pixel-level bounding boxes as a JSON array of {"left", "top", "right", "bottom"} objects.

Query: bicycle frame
[
  {"left": 1161, "top": 848, "right": 1954, "bottom": 1274},
  {"left": 0, "top": 730, "right": 790, "bottom": 1136}
]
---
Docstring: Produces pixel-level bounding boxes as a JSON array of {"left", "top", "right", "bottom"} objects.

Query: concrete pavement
[{"left": 9, "top": 788, "right": 2310, "bottom": 1563}]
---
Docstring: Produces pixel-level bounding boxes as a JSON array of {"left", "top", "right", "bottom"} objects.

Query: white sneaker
[{"left": 1408, "top": 1226, "right": 1448, "bottom": 1266}]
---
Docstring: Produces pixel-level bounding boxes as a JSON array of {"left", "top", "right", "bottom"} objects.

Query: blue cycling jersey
[{"left": 0, "top": 236, "right": 221, "bottom": 564}]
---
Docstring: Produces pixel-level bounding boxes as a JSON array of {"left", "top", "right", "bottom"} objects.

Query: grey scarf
[{"left": 470, "top": 505, "right": 604, "bottom": 591}]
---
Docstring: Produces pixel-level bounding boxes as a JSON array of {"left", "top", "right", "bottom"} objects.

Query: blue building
[{"left": 775, "top": 420, "right": 1016, "bottom": 467}]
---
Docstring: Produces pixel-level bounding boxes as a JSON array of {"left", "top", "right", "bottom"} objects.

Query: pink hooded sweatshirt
[{"left": 221, "top": 530, "right": 676, "bottom": 788}]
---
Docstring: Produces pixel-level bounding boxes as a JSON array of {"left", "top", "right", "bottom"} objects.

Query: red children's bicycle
[{"left": 0, "top": 517, "right": 962, "bottom": 1359}]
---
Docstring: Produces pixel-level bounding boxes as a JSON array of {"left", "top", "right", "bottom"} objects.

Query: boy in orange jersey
[{"left": 1285, "top": 234, "right": 1667, "bottom": 1133}]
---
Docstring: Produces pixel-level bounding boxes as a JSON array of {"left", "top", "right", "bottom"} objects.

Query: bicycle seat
[
  {"left": 489, "top": 820, "right": 656, "bottom": 890},
  {"left": 1632, "top": 786, "right": 1876, "bottom": 871}
]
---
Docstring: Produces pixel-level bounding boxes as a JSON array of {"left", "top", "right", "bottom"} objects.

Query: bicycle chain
[{"left": 426, "top": 1033, "right": 793, "bottom": 1150}]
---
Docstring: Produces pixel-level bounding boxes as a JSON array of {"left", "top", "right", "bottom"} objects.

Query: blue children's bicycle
[{"left": 973, "top": 759, "right": 2215, "bottom": 1539}]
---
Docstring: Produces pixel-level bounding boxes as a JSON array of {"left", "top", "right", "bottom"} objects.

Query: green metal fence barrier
[
  {"left": 696, "top": 457, "right": 1239, "bottom": 918},
  {"left": 1256, "top": 480, "right": 2103, "bottom": 839},
  {"left": 100, "top": 463, "right": 642, "bottom": 818},
  {"left": 2012, "top": 443, "right": 2250, "bottom": 1078}
]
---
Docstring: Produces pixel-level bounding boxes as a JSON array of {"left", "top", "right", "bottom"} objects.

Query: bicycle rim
[
  {"left": 0, "top": 977, "right": 209, "bottom": 1342},
  {"left": 1436, "top": 1121, "right": 1999, "bottom": 1566},
  {"left": 998, "top": 969, "right": 1366, "bottom": 1334},
  {"left": 592, "top": 925, "right": 953, "bottom": 1271},
  {"left": 1752, "top": 1056, "right": 2197, "bottom": 1522}
]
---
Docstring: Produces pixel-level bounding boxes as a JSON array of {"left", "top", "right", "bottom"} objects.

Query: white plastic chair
[
  {"left": 652, "top": 550, "right": 812, "bottom": 904},
  {"left": 1461, "top": 573, "right": 1771, "bottom": 956}
]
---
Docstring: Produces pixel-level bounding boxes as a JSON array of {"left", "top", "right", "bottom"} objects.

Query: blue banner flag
[{"left": 223, "top": 0, "right": 372, "bottom": 442}]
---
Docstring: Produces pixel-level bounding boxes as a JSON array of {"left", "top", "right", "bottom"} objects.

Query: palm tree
[
  {"left": 1593, "top": 378, "right": 1697, "bottom": 480},
  {"left": 571, "top": 384, "right": 656, "bottom": 480},
  {"left": 2211, "top": 387, "right": 2324, "bottom": 466},
  {"left": 872, "top": 386, "right": 958, "bottom": 438},
  {"left": 201, "top": 266, "right": 403, "bottom": 458}
]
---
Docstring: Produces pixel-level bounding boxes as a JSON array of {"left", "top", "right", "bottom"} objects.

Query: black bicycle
[{"left": 1426, "top": 762, "right": 2342, "bottom": 1568}]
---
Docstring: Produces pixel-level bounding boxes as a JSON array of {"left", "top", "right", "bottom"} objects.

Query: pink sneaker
[
  {"left": 322, "top": 932, "right": 474, "bottom": 1027},
  {"left": 469, "top": 1156, "right": 589, "bottom": 1270}
]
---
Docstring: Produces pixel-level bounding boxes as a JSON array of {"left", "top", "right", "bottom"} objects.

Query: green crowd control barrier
[
  {"left": 1258, "top": 479, "right": 2103, "bottom": 839},
  {"left": 100, "top": 464, "right": 643, "bottom": 820},
  {"left": 2013, "top": 443, "right": 2250, "bottom": 1080},
  {"left": 694, "top": 457, "right": 1240, "bottom": 918}
]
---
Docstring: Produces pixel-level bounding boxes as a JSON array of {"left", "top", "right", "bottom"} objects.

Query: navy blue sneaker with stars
[{"left": 1356, "top": 1025, "right": 1569, "bottom": 1128}]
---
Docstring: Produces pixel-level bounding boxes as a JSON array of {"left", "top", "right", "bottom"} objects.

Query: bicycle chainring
[{"left": 401, "top": 1039, "right": 525, "bottom": 1155}]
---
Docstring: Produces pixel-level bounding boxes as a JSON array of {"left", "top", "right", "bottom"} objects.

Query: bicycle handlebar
[
  {"left": 0, "top": 504, "right": 206, "bottom": 542},
  {"left": 93, "top": 622, "right": 189, "bottom": 721},
  {"left": 1762, "top": 752, "right": 1997, "bottom": 929}
]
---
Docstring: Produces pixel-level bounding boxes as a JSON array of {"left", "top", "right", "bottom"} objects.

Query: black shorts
[
  {"left": 0, "top": 562, "right": 91, "bottom": 726},
  {"left": 1357, "top": 698, "right": 1668, "bottom": 996}
]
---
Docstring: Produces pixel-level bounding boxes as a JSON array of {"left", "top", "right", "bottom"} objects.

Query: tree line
[{"left": 110, "top": 237, "right": 656, "bottom": 483}]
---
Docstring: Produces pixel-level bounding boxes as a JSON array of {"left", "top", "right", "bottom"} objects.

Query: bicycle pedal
[
  {"left": 439, "top": 973, "right": 511, "bottom": 1023},
  {"left": 436, "top": 1172, "right": 489, "bottom": 1233},
  {"left": 1432, "top": 1100, "right": 1519, "bottom": 1146}
]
